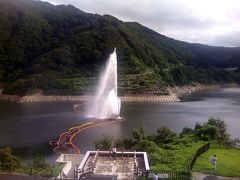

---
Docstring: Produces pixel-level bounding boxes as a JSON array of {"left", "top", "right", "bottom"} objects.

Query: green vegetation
[
  {"left": 30, "top": 155, "right": 50, "bottom": 169},
  {"left": 1, "top": 118, "right": 238, "bottom": 177},
  {"left": 94, "top": 127, "right": 205, "bottom": 171},
  {"left": 194, "top": 117, "right": 230, "bottom": 141},
  {"left": 193, "top": 148, "right": 240, "bottom": 177},
  {"left": 148, "top": 140, "right": 204, "bottom": 171},
  {"left": 0, "top": 147, "right": 62, "bottom": 178},
  {"left": 94, "top": 117, "right": 229, "bottom": 171},
  {"left": 0, "top": 147, "right": 20, "bottom": 166},
  {"left": 0, "top": 0, "right": 240, "bottom": 95},
  {"left": 94, "top": 135, "right": 114, "bottom": 150}
]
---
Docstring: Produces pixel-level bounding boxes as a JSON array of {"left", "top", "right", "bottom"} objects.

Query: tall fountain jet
[{"left": 85, "top": 48, "right": 121, "bottom": 119}]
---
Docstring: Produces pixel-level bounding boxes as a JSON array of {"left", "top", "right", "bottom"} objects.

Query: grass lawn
[{"left": 193, "top": 148, "right": 240, "bottom": 177}]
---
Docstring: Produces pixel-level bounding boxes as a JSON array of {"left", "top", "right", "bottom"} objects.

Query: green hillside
[{"left": 0, "top": 0, "right": 239, "bottom": 95}]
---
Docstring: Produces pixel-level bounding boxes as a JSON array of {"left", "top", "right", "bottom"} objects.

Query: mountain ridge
[{"left": 0, "top": 0, "right": 239, "bottom": 95}]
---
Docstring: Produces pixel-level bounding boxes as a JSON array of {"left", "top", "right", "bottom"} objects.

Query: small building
[{"left": 56, "top": 150, "right": 150, "bottom": 179}]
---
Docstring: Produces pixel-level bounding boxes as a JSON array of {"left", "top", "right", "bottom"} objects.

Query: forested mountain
[{"left": 0, "top": 0, "right": 239, "bottom": 95}]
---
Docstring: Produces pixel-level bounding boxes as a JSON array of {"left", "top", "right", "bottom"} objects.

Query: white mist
[{"left": 85, "top": 48, "right": 121, "bottom": 119}]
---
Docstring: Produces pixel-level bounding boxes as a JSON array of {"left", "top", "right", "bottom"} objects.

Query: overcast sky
[{"left": 44, "top": 0, "right": 240, "bottom": 47}]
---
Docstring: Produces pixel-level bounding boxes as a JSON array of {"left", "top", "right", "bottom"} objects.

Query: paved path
[{"left": 193, "top": 172, "right": 240, "bottom": 180}]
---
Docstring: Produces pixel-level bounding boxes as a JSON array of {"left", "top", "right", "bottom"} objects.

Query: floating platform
[{"left": 49, "top": 118, "right": 124, "bottom": 154}]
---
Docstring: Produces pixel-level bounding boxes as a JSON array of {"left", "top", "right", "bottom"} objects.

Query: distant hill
[{"left": 0, "top": 0, "right": 239, "bottom": 95}]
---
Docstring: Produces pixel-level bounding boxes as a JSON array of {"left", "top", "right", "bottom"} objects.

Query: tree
[
  {"left": 94, "top": 135, "right": 113, "bottom": 150},
  {"left": 114, "top": 138, "right": 135, "bottom": 150},
  {"left": 134, "top": 139, "right": 158, "bottom": 153},
  {"left": 194, "top": 123, "right": 202, "bottom": 132},
  {"left": 132, "top": 126, "right": 147, "bottom": 141},
  {"left": 195, "top": 125, "right": 218, "bottom": 141},
  {"left": 2, "top": 0, "right": 240, "bottom": 96},
  {"left": 32, "top": 155, "right": 49, "bottom": 169},
  {"left": 155, "top": 127, "right": 176, "bottom": 144},
  {"left": 193, "top": 117, "right": 229, "bottom": 141},
  {"left": 207, "top": 117, "right": 230, "bottom": 141},
  {"left": 0, "top": 147, "right": 20, "bottom": 166},
  {"left": 180, "top": 127, "right": 194, "bottom": 136}
]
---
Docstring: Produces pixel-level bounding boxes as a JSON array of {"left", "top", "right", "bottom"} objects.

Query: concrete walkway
[{"left": 193, "top": 172, "right": 240, "bottom": 180}]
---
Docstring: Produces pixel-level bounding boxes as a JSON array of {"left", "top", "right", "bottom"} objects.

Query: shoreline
[
  {"left": 0, "top": 94, "right": 181, "bottom": 103},
  {"left": 0, "top": 83, "right": 238, "bottom": 103}
]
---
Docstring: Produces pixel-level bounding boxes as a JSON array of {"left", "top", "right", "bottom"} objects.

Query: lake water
[{"left": 0, "top": 87, "right": 240, "bottom": 160}]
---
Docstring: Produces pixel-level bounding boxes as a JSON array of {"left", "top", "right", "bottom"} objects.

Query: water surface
[{"left": 0, "top": 88, "right": 240, "bottom": 159}]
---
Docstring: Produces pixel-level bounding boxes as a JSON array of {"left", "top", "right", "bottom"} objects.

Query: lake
[{"left": 0, "top": 87, "right": 240, "bottom": 161}]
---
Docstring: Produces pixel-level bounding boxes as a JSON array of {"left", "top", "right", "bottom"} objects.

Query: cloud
[
  {"left": 212, "top": 31, "right": 240, "bottom": 47},
  {"left": 44, "top": 0, "right": 240, "bottom": 47}
]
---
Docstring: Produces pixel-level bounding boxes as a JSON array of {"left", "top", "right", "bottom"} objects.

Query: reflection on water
[{"left": 0, "top": 88, "right": 240, "bottom": 158}]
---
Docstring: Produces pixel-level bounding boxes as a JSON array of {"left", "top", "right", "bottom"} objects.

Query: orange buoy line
[{"left": 49, "top": 118, "right": 124, "bottom": 154}]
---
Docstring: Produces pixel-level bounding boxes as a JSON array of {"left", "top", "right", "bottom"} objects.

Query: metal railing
[
  {"left": 187, "top": 142, "right": 210, "bottom": 171},
  {"left": 0, "top": 163, "right": 53, "bottom": 178},
  {"left": 211, "top": 140, "right": 240, "bottom": 149},
  {"left": 142, "top": 170, "right": 191, "bottom": 180}
]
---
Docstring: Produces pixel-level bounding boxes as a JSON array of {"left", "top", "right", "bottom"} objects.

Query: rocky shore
[
  {"left": 0, "top": 83, "right": 238, "bottom": 103},
  {"left": 0, "top": 92, "right": 21, "bottom": 101},
  {"left": 167, "top": 83, "right": 220, "bottom": 97},
  {"left": 0, "top": 94, "right": 180, "bottom": 103}
]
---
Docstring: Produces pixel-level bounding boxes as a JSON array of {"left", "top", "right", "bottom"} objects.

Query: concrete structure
[
  {"left": 56, "top": 154, "right": 84, "bottom": 179},
  {"left": 56, "top": 151, "right": 150, "bottom": 179}
]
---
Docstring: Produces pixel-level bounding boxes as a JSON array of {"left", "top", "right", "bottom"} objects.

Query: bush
[
  {"left": 32, "top": 155, "right": 49, "bottom": 169},
  {"left": 134, "top": 140, "right": 159, "bottom": 153},
  {"left": 132, "top": 126, "right": 147, "bottom": 141},
  {"left": 94, "top": 135, "right": 113, "bottom": 150},
  {"left": 180, "top": 127, "right": 194, "bottom": 136},
  {"left": 114, "top": 138, "right": 135, "bottom": 150},
  {"left": 173, "top": 135, "right": 194, "bottom": 146},
  {"left": 162, "top": 144, "right": 180, "bottom": 150},
  {"left": 155, "top": 127, "right": 177, "bottom": 144},
  {"left": 0, "top": 147, "right": 20, "bottom": 166}
]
